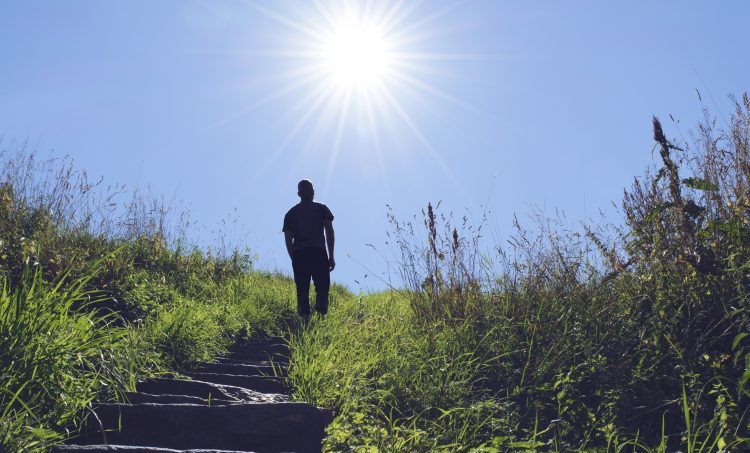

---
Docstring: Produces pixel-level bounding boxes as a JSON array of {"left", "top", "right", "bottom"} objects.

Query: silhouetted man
[{"left": 283, "top": 179, "right": 335, "bottom": 322}]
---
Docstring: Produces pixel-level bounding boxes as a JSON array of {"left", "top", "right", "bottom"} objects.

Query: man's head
[{"left": 297, "top": 179, "right": 314, "bottom": 201}]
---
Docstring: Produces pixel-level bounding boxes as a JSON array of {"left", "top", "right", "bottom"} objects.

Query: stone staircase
[{"left": 53, "top": 337, "right": 332, "bottom": 453}]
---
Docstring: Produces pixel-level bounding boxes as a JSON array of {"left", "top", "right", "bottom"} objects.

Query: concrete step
[
  {"left": 213, "top": 358, "right": 283, "bottom": 367},
  {"left": 53, "top": 337, "right": 325, "bottom": 453},
  {"left": 195, "top": 362, "right": 283, "bottom": 377},
  {"left": 182, "top": 373, "right": 287, "bottom": 394},
  {"left": 231, "top": 342, "right": 289, "bottom": 356},
  {"left": 52, "top": 445, "right": 260, "bottom": 453},
  {"left": 220, "top": 351, "right": 289, "bottom": 363},
  {"left": 74, "top": 402, "right": 332, "bottom": 452},
  {"left": 136, "top": 378, "right": 289, "bottom": 403},
  {"left": 123, "top": 392, "right": 236, "bottom": 406},
  {"left": 235, "top": 337, "right": 287, "bottom": 349}
]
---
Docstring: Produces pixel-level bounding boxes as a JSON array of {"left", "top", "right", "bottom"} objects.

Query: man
[{"left": 283, "top": 179, "right": 335, "bottom": 322}]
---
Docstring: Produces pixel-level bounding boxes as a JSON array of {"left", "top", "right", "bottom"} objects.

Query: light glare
[
  {"left": 321, "top": 18, "right": 392, "bottom": 89},
  {"left": 243, "top": 0, "right": 467, "bottom": 192}
]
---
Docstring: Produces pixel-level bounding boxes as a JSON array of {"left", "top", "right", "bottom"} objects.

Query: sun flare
[
  {"left": 243, "top": 1, "right": 469, "bottom": 191},
  {"left": 320, "top": 17, "right": 393, "bottom": 89}
]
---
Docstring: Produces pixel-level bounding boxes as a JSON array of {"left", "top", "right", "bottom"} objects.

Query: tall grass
[
  {"left": 0, "top": 264, "right": 302, "bottom": 451},
  {"left": 0, "top": 145, "right": 304, "bottom": 451},
  {"left": 3, "top": 93, "right": 750, "bottom": 451},
  {"left": 0, "top": 263, "right": 156, "bottom": 451},
  {"left": 284, "top": 94, "right": 750, "bottom": 451}
]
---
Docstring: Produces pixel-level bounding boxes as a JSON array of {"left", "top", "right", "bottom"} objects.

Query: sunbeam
[
  {"left": 242, "top": 0, "right": 474, "bottom": 188},
  {"left": 324, "top": 85, "right": 353, "bottom": 192}
]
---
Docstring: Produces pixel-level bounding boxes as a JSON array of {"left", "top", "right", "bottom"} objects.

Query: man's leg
[
  {"left": 311, "top": 248, "right": 331, "bottom": 315},
  {"left": 291, "top": 250, "right": 312, "bottom": 317}
]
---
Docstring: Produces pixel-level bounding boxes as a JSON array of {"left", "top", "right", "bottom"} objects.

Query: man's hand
[
  {"left": 284, "top": 231, "right": 294, "bottom": 260},
  {"left": 324, "top": 219, "right": 335, "bottom": 272}
]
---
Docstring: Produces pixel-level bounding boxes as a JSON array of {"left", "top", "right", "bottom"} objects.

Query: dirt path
[{"left": 53, "top": 337, "right": 332, "bottom": 453}]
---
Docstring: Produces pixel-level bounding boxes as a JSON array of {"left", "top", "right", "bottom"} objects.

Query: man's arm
[
  {"left": 284, "top": 231, "right": 294, "bottom": 260},
  {"left": 324, "top": 219, "right": 335, "bottom": 271}
]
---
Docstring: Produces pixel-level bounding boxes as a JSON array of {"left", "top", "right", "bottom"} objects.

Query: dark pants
[{"left": 292, "top": 248, "right": 330, "bottom": 316}]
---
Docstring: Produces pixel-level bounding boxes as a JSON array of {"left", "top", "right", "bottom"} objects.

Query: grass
[
  {"left": 287, "top": 292, "right": 519, "bottom": 451},
  {"left": 2, "top": 93, "right": 750, "bottom": 451},
  {"left": 0, "top": 144, "right": 305, "bottom": 450},
  {"left": 0, "top": 262, "right": 303, "bottom": 450},
  {"left": 282, "top": 94, "right": 750, "bottom": 452},
  {"left": 0, "top": 264, "right": 146, "bottom": 450}
]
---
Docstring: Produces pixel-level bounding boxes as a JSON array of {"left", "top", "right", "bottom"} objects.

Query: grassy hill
[{"left": 2, "top": 95, "right": 750, "bottom": 452}]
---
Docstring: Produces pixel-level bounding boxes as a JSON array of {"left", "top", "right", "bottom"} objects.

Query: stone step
[
  {"left": 74, "top": 402, "right": 332, "bottom": 452},
  {"left": 123, "top": 392, "right": 236, "bottom": 406},
  {"left": 219, "top": 352, "right": 289, "bottom": 363},
  {"left": 136, "top": 378, "right": 289, "bottom": 403},
  {"left": 214, "top": 358, "right": 283, "bottom": 367},
  {"left": 235, "top": 337, "right": 287, "bottom": 348},
  {"left": 231, "top": 343, "right": 289, "bottom": 356},
  {"left": 182, "top": 373, "right": 287, "bottom": 394},
  {"left": 195, "top": 362, "right": 283, "bottom": 377},
  {"left": 52, "top": 445, "right": 259, "bottom": 453}
]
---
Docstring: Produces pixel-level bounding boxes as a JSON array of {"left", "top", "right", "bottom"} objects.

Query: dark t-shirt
[{"left": 282, "top": 201, "right": 334, "bottom": 251}]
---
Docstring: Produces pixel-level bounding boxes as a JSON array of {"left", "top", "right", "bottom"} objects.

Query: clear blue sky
[{"left": 1, "top": 1, "right": 748, "bottom": 290}]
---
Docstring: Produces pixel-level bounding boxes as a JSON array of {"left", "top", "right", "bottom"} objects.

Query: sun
[
  {"left": 320, "top": 16, "right": 393, "bottom": 89},
  {"left": 241, "top": 1, "right": 470, "bottom": 191}
]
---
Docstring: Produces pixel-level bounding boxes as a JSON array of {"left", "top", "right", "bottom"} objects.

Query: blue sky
[{"left": 1, "top": 1, "right": 748, "bottom": 290}]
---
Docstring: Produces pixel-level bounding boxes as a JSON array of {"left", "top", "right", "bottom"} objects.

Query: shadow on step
[{"left": 69, "top": 402, "right": 333, "bottom": 453}]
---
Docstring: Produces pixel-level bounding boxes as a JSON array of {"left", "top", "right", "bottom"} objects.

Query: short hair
[{"left": 298, "top": 179, "right": 314, "bottom": 198}]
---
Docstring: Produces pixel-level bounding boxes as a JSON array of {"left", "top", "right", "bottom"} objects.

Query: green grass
[
  {"left": 0, "top": 264, "right": 150, "bottom": 450},
  {"left": 0, "top": 262, "right": 305, "bottom": 451},
  {"left": 3, "top": 95, "right": 750, "bottom": 451},
  {"left": 287, "top": 292, "right": 517, "bottom": 451},
  {"left": 0, "top": 146, "right": 311, "bottom": 450},
  {"left": 282, "top": 96, "right": 750, "bottom": 451},
  {"left": 286, "top": 287, "right": 749, "bottom": 451}
]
